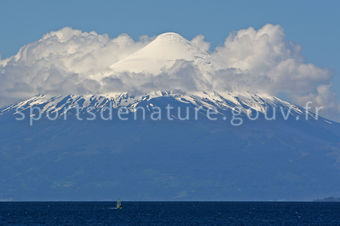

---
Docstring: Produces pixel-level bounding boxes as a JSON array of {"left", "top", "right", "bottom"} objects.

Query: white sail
[{"left": 116, "top": 198, "right": 122, "bottom": 209}]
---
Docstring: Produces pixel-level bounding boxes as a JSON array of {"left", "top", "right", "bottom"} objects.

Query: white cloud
[
  {"left": 209, "top": 24, "right": 337, "bottom": 119},
  {"left": 0, "top": 25, "right": 339, "bottom": 121}
]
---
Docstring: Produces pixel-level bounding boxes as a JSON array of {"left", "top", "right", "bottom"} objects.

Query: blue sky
[{"left": 0, "top": 0, "right": 339, "bottom": 98}]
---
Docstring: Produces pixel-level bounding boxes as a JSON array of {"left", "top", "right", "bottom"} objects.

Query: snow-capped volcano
[
  {"left": 107, "top": 32, "right": 211, "bottom": 75},
  {"left": 1, "top": 29, "right": 340, "bottom": 201}
]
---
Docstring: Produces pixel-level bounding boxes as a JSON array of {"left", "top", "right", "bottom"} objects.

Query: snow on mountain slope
[
  {"left": 1, "top": 90, "right": 320, "bottom": 122},
  {"left": 107, "top": 32, "right": 212, "bottom": 75}
]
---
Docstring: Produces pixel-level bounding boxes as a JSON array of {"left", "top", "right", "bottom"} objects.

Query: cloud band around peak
[{"left": 0, "top": 24, "right": 339, "bottom": 121}]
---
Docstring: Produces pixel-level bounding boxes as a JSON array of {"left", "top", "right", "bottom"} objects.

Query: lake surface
[{"left": 1, "top": 202, "right": 340, "bottom": 225}]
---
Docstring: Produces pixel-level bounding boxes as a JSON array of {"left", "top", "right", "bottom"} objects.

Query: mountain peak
[
  {"left": 108, "top": 32, "right": 209, "bottom": 75},
  {"left": 154, "top": 32, "right": 187, "bottom": 42}
]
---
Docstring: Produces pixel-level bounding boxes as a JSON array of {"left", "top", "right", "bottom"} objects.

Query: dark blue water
[{"left": 1, "top": 202, "right": 340, "bottom": 225}]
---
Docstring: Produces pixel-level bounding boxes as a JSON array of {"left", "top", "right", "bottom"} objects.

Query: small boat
[{"left": 115, "top": 198, "right": 122, "bottom": 209}]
